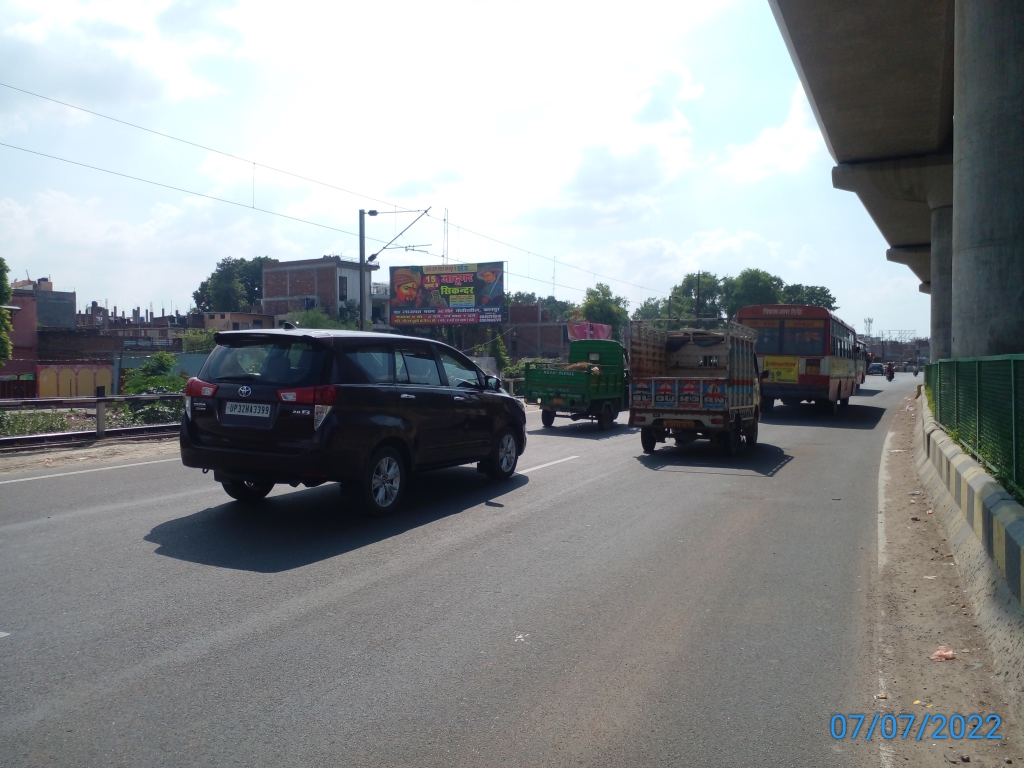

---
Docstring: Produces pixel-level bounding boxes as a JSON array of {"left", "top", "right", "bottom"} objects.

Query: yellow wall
[{"left": 36, "top": 366, "right": 115, "bottom": 398}]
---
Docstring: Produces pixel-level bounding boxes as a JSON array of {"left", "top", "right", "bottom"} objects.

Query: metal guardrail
[
  {"left": 925, "top": 356, "right": 1024, "bottom": 500},
  {"left": 0, "top": 423, "right": 180, "bottom": 450},
  {"left": 0, "top": 393, "right": 184, "bottom": 442}
]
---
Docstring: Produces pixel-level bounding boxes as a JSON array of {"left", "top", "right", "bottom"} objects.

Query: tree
[
  {"left": 781, "top": 283, "right": 838, "bottom": 311},
  {"left": 672, "top": 272, "right": 723, "bottom": 318},
  {"left": 720, "top": 269, "right": 784, "bottom": 319},
  {"left": 488, "top": 331, "right": 510, "bottom": 373},
  {"left": 179, "top": 328, "right": 218, "bottom": 354},
  {"left": 506, "top": 291, "right": 578, "bottom": 321},
  {"left": 0, "top": 256, "right": 11, "bottom": 366},
  {"left": 122, "top": 351, "right": 188, "bottom": 394},
  {"left": 285, "top": 308, "right": 356, "bottom": 330},
  {"left": 580, "top": 283, "right": 630, "bottom": 339},
  {"left": 631, "top": 297, "right": 666, "bottom": 320},
  {"left": 192, "top": 256, "right": 276, "bottom": 312}
]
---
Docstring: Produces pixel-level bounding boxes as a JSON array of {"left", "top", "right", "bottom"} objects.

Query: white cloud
[{"left": 716, "top": 83, "right": 823, "bottom": 184}]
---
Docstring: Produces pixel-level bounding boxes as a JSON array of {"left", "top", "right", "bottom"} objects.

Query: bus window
[
  {"left": 781, "top": 323, "right": 825, "bottom": 356},
  {"left": 751, "top": 322, "right": 781, "bottom": 355}
]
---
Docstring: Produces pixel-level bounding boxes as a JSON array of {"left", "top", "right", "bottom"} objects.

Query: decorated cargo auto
[{"left": 627, "top": 320, "right": 760, "bottom": 455}]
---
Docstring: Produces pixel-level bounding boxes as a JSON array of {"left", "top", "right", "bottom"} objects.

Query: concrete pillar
[
  {"left": 951, "top": 0, "right": 1024, "bottom": 358},
  {"left": 930, "top": 205, "right": 953, "bottom": 360}
]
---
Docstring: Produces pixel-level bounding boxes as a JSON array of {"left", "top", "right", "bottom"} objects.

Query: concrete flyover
[{"left": 768, "top": 0, "right": 1024, "bottom": 359}]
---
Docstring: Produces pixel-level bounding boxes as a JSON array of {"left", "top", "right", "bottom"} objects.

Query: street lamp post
[
  {"left": 358, "top": 209, "right": 378, "bottom": 332},
  {"left": 358, "top": 207, "right": 431, "bottom": 332}
]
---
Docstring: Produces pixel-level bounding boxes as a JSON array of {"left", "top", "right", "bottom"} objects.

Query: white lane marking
[
  {"left": 877, "top": 427, "right": 896, "bottom": 768},
  {"left": 0, "top": 458, "right": 180, "bottom": 485},
  {"left": 517, "top": 456, "right": 578, "bottom": 474},
  {"left": 0, "top": 632, "right": 9, "bottom": 639},
  {"left": 876, "top": 430, "right": 892, "bottom": 573}
]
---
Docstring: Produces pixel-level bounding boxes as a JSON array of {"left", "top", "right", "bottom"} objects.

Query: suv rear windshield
[{"left": 201, "top": 339, "right": 328, "bottom": 387}]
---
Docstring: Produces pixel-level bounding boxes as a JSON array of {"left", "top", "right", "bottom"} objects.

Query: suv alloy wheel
[
  {"left": 483, "top": 428, "right": 519, "bottom": 480},
  {"left": 363, "top": 446, "right": 405, "bottom": 514}
]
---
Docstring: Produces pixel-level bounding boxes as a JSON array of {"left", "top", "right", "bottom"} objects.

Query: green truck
[{"left": 522, "top": 339, "right": 629, "bottom": 430}]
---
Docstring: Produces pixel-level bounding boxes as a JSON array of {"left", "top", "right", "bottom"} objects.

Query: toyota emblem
[{"left": 238, "top": 386, "right": 252, "bottom": 398}]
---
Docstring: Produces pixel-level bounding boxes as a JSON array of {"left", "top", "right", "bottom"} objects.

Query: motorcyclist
[{"left": 885, "top": 362, "right": 895, "bottom": 381}]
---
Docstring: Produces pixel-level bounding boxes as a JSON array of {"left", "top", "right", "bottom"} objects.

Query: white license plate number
[{"left": 225, "top": 402, "right": 271, "bottom": 417}]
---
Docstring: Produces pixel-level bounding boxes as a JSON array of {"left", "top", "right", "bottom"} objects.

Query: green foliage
[
  {"left": 193, "top": 256, "right": 276, "bottom": 312},
  {"left": 720, "top": 269, "right": 785, "bottom": 319},
  {"left": 673, "top": 272, "right": 722, "bottom": 318},
  {"left": 122, "top": 351, "right": 188, "bottom": 395},
  {"left": 0, "top": 256, "right": 12, "bottom": 366},
  {"left": 0, "top": 408, "right": 69, "bottom": 436},
  {"left": 580, "top": 283, "right": 630, "bottom": 339},
  {"left": 285, "top": 308, "right": 357, "bottom": 330},
  {"left": 501, "top": 358, "right": 544, "bottom": 379},
  {"left": 507, "top": 291, "right": 578, "bottom": 322},
  {"left": 488, "top": 332, "right": 510, "bottom": 373},
  {"left": 179, "top": 327, "right": 218, "bottom": 354},
  {"left": 631, "top": 297, "right": 665, "bottom": 321},
  {"left": 782, "top": 283, "right": 838, "bottom": 311}
]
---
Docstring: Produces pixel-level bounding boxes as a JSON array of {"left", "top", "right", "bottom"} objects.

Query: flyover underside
[{"left": 769, "top": 0, "right": 1023, "bottom": 358}]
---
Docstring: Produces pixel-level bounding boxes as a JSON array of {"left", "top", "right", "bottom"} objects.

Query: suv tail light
[
  {"left": 185, "top": 377, "right": 218, "bottom": 420},
  {"left": 278, "top": 386, "right": 338, "bottom": 430},
  {"left": 186, "top": 378, "right": 218, "bottom": 397},
  {"left": 276, "top": 386, "right": 338, "bottom": 405}
]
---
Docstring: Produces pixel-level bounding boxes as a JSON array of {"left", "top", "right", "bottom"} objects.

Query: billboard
[{"left": 389, "top": 262, "right": 504, "bottom": 326}]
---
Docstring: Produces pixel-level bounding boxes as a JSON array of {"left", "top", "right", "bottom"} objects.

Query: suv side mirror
[{"left": 486, "top": 375, "right": 502, "bottom": 391}]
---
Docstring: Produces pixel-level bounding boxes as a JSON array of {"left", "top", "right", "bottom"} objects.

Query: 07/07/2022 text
[{"left": 830, "top": 713, "right": 1002, "bottom": 741}]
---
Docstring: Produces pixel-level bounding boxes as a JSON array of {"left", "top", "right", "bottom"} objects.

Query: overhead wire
[
  {"left": 1, "top": 80, "right": 669, "bottom": 298},
  {"left": 0, "top": 81, "right": 398, "bottom": 209},
  {"left": 0, "top": 141, "right": 392, "bottom": 245}
]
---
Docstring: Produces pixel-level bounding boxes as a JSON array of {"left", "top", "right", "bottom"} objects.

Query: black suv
[{"left": 180, "top": 329, "right": 527, "bottom": 513}]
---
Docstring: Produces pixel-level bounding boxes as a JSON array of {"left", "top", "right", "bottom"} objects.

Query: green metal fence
[{"left": 925, "top": 356, "right": 1024, "bottom": 501}]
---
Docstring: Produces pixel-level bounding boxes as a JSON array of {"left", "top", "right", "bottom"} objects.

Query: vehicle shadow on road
[
  {"left": 855, "top": 386, "right": 884, "bottom": 397},
  {"left": 634, "top": 441, "right": 793, "bottom": 477},
  {"left": 144, "top": 469, "right": 529, "bottom": 573},
  {"left": 761, "top": 402, "right": 887, "bottom": 430},
  {"left": 526, "top": 421, "right": 636, "bottom": 440}
]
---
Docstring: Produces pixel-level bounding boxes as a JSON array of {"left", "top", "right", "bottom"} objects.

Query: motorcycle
[{"left": 885, "top": 369, "right": 895, "bottom": 382}]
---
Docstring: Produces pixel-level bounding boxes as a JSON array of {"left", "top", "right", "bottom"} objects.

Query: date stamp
[{"left": 830, "top": 713, "right": 1003, "bottom": 741}]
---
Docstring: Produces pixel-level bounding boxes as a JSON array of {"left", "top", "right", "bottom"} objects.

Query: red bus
[{"left": 736, "top": 304, "right": 859, "bottom": 413}]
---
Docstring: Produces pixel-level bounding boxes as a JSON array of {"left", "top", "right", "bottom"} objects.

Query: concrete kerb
[{"left": 914, "top": 392, "right": 1024, "bottom": 716}]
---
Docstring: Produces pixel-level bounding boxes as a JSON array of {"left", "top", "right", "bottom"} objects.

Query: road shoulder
[{"left": 870, "top": 393, "right": 1021, "bottom": 766}]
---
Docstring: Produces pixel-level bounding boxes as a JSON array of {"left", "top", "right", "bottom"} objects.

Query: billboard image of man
[
  {"left": 391, "top": 267, "right": 424, "bottom": 307},
  {"left": 475, "top": 265, "right": 503, "bottom": 306}
]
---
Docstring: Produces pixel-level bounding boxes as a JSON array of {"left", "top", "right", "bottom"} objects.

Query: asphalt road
[{"left": 1, "top": 376, "right": 919, "bottom": 766}]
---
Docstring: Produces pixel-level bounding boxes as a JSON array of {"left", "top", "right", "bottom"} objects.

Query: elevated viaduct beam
[{"left": 951, "top": 1, "right": 1024, "bottom": 358}]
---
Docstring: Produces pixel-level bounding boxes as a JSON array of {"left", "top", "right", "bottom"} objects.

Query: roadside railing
[
  {"left": 0, "top": 393, "right": 184, "bottom": 445},
  {"left": 925, "top": 356, "right": 1024, "bottom": 501}
]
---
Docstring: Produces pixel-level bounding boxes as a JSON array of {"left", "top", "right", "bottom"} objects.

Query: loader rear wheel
[{"left": 640, "top": 427, "right": 657, "bottom": 454}]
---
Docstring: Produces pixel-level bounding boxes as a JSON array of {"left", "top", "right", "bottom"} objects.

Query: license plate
[
  {"left": 662, "top": 419, "right": 695, "bottom": 429},
  {"left": 225, "top": 402, "right": 271, "bottom": 417},
  {"left": 551, "top": 398, "right": 564, "bottom": 405}
]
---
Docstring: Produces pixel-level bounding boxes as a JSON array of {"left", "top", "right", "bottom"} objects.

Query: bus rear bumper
[{"left": 762, "top": 384, "right": 830, "bottom": 401}]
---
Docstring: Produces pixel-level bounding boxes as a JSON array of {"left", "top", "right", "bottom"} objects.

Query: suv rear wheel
[
  {"left": 222, "top": 480, "right": 274, "bottom": 502},
  {"left": 363, "top": 446, "right": 405, "bottom": 514},
  {"left": 483, "top": 428, "right": 519, "bottom": 480}
]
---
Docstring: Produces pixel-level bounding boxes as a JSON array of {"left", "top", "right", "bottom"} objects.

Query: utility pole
[
  {"left": 359, "top": 209, "right": 366, "bottom": 331},
  {"left": 695, "top": 271, "right": 701, "bottom": 318}
]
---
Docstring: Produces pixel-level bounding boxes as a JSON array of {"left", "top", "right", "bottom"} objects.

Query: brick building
[
  {"left": 12, "top": 277, "right": 76, "bottom": 328},
  {"left": 262, "top": 256, "right": 379, "bottom": 325},
  {"left": 200, "top": 311, "right": 276, "bottom": 331},
  {"left": 0, "top": 296, "right": 38, "bottom": 398},
  {"left": 506, "top": 304, "right": 569, "bottom": 359}
]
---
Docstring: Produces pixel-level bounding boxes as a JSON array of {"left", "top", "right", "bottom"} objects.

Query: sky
[{"left": 0, "top": 0, "right": 929, "bottom": 336}]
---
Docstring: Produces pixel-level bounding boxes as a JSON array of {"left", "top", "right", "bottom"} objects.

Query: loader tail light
[{"left": 186, "top": 377, "right": 218, "bottom": 398}]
